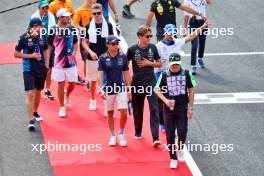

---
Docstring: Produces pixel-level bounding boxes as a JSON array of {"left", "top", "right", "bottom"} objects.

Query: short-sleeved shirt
[
  {"left": 184, "top": 0, "right": 206, "bottom": 19},
  {"left": 48, "top": 25, "right": 78, "bottom": 68},
  {"left": 155, "top": 68, "right": 196, "bottom": 110},
  {"left": 15, "top": 33, "right": 48, "bottom": 77},
  {"left": 98, "top": 51, "right": 129, "bottom": 95},
  {"left": 73, "top": 4, "right": 93, "bottom": 27},
  {"left": 155, "top": 38, "right": 186, "bottom": 73},
  {"left": 83, "top": 22, "right": 113, "bottom": 60},
  {"left": 97, "top": 0, "right": 109, "bottom": 21},
  {"left": 150, "top": 0, "right": 181, "bottom": 29},
  {"left": 127, "top": 44, "right": 160, "bottom": 86},
  {"left": 49, "top": 0, "right": 75, "bottom": 20}
]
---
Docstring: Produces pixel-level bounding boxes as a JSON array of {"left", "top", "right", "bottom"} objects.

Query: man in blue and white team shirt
[
  {"left": 155, "top": 22, "right": 209, "bottom": 132},
  {"left": 184, "top": 0, "right": 212, "bottom": 75},
  {"left": 98, "top": 35, "right": 131, "bottom": 147}
]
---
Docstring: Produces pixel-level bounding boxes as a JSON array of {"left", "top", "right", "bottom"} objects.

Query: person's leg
[
  {"left": 57, "top": 81, "right": 65, "bottom": 107},
  {"left": 26, "top": 90, "right": 36, "bottom": 120},
  {"left": 45, "top": 68, "right": 52, "bottom": 90},
  {"left": 127, "top": 0, "right": 138, "bottom": 6},
  {"left": 132, "top": 91, "right": 145, "bottom": 137},
  {"left": 175, "top": 110, "right": 188, "bottom": 150},
  {"left": 107, "top": 110, "right": 115, "bottom": 133},
  {"left": 66, "top": 82, "right": 75, "bottom": 97},
  {"left": 90, "top": 81, "right": 97, "bottom": 99},
  {"left": 197, "top": 24, "right": 207, "bottom": 69},
  {"left": 147, "top": 91, "right": 160, "bottom": 142},
  {"left": 123, "top": 0, "right": 137, "bottom": 18},
  {"left": 163, "top": 108, "right": 177, "bottom": 160},
  {"left": 34, "top": 90, "right": 41, "bottom": 112}
]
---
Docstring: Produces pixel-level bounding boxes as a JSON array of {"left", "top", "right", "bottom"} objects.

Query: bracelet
[{"left": 188, "top": 106, "right": 193, "bottom": 110}]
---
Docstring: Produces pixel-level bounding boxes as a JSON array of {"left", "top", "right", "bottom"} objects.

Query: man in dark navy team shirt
[
  {"left": 98, "top": 35, "right": 131, "bottom": 147},
  {"left": 14, "top": 18, "right": 49, "bottom": 131}
]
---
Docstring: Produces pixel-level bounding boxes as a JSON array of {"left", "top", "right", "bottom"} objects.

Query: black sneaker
[
  {"left": 122, "top": 5, "right": 135, "bottom": 18},
  {"left": 33, "top": 112, "right": 43, "bottom": 122},
  {"left": 44, "top": 89, "right": 54, "bottom": 100},
  {"left": 28, "top": 120, "right": 36, "bottom": 132},
  {"left": 76, "top": 75, "right": 85, "bottom": 84}
]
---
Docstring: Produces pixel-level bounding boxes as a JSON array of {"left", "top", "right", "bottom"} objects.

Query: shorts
[
  {"left": 105, "top": 92, "right": 128, "bottom": 112},
  {"left": 23, "top": 72, "right": 47, "bottom": 91},
  {"left": 49, "top": 47, "right": 55, "bottom": 68},
  {"left": 52, "top": 66, "right": 78, "bottom": 82},
  {"left": 86, "top": 60, "right": 98, "bottom": 81}
]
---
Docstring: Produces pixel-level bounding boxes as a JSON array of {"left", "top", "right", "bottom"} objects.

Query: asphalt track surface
[{"left": 0, "top": 0, "right": 264, "bottom": 176}]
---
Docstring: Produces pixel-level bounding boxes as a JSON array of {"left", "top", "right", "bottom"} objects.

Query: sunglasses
[
  {"left": 92, "top": 12, "right": 102, "bottom": 16},
  {"left": 109, "top": 42, "right": 119, "bottom": 46},
  {"left": 144, "top": 34, "right": 153, "bottom": 39}
]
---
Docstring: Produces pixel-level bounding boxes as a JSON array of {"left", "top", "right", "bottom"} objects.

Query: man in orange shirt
[{"left": 73, "top": 0, "right": 96, "bottom": 85}]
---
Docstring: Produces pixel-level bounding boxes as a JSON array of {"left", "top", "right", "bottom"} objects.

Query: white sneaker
[
  {"left": 109, "top": 136, "right": 117, "bottom": 146},
  {"left": 89, "top": 99, "right": 97, "bottom": 110},
  {"left": 64, "top": 95, "right": 71, "bottom": 107},
  {"left": 178, "top": 150, "right": 185, "bottom": 162},
  {"left": 118, "top": 134, "right": 127, "bottom": 147},
  {"left": 153, "top": 140, "right": 161, "bottom": 148},
  {"left": 169, "top": 159, "right": 178, "bottom": 169},
  {"left": 59, "top": 107, "right": 66, "bottom": 118}
]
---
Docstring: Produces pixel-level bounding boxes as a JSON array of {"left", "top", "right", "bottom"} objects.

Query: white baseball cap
[{"left": 56, "top": 8, "right": 72, "bottom": 17}]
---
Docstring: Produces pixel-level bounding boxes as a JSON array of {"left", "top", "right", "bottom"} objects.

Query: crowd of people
[{"left": 14, "top": 0, "right": 212, "bottom": 169}]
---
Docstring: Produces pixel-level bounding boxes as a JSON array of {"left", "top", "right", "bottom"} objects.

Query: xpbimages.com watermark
[
  {"left": 32, "top": 24, "right": 234, "bottom": 39},
  {"left": 30, "top": 141, "right": 102, "bottom": 155},
  {"left": 163, "top": 141, "right": 234, "bottom": 155}
]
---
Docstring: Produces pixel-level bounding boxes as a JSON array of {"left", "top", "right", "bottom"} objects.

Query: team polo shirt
[
  {"left": 97, "top": 0, "right": 109, "bottom": 21},
  {"left": 156, "top": 68, "right": 196, "bottom": 110},
  {"left": 155, "top": 38, "right": 186, "bottom": 73},
  {"left": 47, "top": 25, "right": 78, "bottom": 68},
  {"left": 73, "top": 4, "right": 93, "bottom": 27},
  {"left": 15, "top": 33, "right": 48, "bottom": 77},
  {"left": 127, "top": 44, "right": 160, "bottom": 86},
  {"left": 150, "top": 0, "right": 181, "bottom": 29},
  {"left": 184, "top": 0, "right": 206, "bottom": 19},
  {"left": 98, "top": 51, "right": 129, "bottom": 95}
]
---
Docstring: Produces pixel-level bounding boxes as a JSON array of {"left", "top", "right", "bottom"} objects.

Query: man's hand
[
  {"left": 90, "top": 51, "right": 98, "bottom": 61},
  {"left": 164, "top": 99, "right": 175, "bottom": 108},
  {"left": 114, "top": 14, "right": 119, "bottom": 23},
  {"left": 127, "top": 92, "right": 132, "bottom": 101},
  {"left": 200, "top": 14, "right": 208, "bottom": 21},
  {"left": 187, "top": 108, "right": 193, "bottom": 119},
  {"left": 99, "top": 89, "right": 106, "bottom": 100},
  {"left": 31, "top": 52, "right": 42, "bottom": 60},
  {"left": 136, "top": 58, "right": 152, "bottom": 67}
]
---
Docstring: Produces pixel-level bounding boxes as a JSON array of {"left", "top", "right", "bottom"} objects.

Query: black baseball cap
[
  {"left": 29, "top": 18, "right": 43, "bottom": 28},
  {"left": 169, "top": 53, "right": 182, "bottom": 66}
]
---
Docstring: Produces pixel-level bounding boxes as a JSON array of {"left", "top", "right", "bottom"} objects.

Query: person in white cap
[{"left": 47, "top": 8, "right": 78, "bottom": 117}]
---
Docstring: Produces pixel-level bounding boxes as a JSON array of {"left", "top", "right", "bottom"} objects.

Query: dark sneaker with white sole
[
  {"left": 44, "top": 89, "right": 54, "bottom": 100},
  {"left": 33, "top": 112, "right": 43, "bottom": 122},
  {"left": 28, "top": 120, "right": 36, "bottom": 132}
]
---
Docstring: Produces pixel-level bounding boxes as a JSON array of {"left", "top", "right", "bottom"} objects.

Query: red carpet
[
  {"left": 38, "top": 84, "right": 193, "bottom": 176},
  {"left": 0, "top": 44, "right": 193, "bottom": 175},
  {"left": 0, "top": 43, "right": 21, "bottom": 64}
]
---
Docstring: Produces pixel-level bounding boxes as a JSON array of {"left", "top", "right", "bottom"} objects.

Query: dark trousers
[
  {"left": 132, "top": 87, "right": 160, "bottom": 141},
  {"left": 190, "top": 19, "right": 207, "bottom": 66},
  {"left": 164, "top": 107, "right": 188, "bottom": 159}
]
